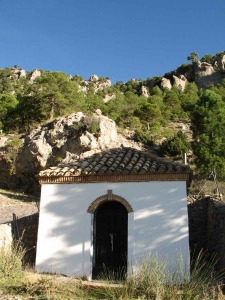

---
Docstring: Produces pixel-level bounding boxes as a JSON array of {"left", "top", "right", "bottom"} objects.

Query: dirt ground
[{"left": 0, "top": 189, "right": 39, "bottom": 224}]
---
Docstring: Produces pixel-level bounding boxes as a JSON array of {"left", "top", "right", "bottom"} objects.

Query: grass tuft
[
  {"left": 0, "top": 242, "right": 25, "bottom": 285},
  {"left": 97, "top": 252, "right": 225, "bottom": 300}
]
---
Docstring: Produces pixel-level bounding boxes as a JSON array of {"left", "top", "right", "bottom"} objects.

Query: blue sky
[{"left": 0, "top": 0, "right": 224, "bottom": 83}]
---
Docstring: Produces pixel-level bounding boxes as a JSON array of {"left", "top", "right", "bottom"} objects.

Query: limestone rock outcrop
[
  {"left": 89, "top": 74, "right": 99, "bottom": 82},
  {"left": 10, "top": 66, "right": 26, "bottom": 79},
  {"left": 1, "top": 112, "right": 140, "bottom": 193},
  {"left": 103, "top": 93, "right": 116, "bottom": 103},
  {"left": 0, "top": 136, "right": 9, "bottom": 148},
  {"left": 161, "top": 77, "right": 172, "bottom": 90},
  {"left": 79, "top": 75, "right": 111, "bottom": 93},
  {"left": 141, "top": 86, "right": 149, "bottom": 97},
  {"left": 173, "top": 75, "right": 187, "bottom": 92},
  {"left": 196, "top": 62, "right": 215, "bottom": 77},
  {"left": 28, "top": 69, "right": 42, "bottom": 83},
  {"left": 215, "top": 54, "right": 225, "bottom": 71},
  {"left": 194, "top": 61, "right": 224, "bottom": 88}
]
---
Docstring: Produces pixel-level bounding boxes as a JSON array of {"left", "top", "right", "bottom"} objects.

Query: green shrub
[
  {"left": 160, "top": 130, "right": 189, "bottom": 157},
  {"left": 5, "top": 136, "right": 23, "bottom": 174},
  {"left": 86, "top": 119, "right": 100, "bottom": 135},
  {"left": 71, "top": 116, "right": 100, "bottom": 136},
  {"left": 134, "top": 129, "right": 154, "bottom": 146}
]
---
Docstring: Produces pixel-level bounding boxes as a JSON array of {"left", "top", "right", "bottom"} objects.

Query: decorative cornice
[{"left": 39, "top": 172, "right": 190, "bottom": 184}]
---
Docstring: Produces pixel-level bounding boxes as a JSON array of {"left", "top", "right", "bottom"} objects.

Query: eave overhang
[{"left": 39, "top": 172, "right": 190, "bottom": 184}]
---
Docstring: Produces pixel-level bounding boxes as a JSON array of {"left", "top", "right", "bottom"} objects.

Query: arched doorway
[{"left": 92, "top": 201, "right": 128, "bottom": 279}]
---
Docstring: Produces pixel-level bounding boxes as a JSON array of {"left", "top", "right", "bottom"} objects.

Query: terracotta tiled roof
[{"left": 39, "top": 147, "right": 191, "bottom": 183}]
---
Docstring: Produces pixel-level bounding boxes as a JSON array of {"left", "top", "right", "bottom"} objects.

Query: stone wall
[
  {"left": 188, "top": 196, "right": 225, "bottom": 274},
  {"left": 188, "top": 198, "right": 209, "bottom": 259},
  {"left": 207, "top": 199, "right": 225, "bottom": 274},
  {"left": 0, "top": 214, "right": 38, "bottom": 266},
  {"left": 15, "top": 213, "right": 39, "bottom": 266}
]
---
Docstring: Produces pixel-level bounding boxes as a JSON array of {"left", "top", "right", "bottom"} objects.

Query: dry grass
[
  {"left": 0, "top": 188, "right": 39, "bottom": 205},
  {"left": 188, "top": 178, "right": 225, "bottom": 201},
  {"left": 0, "top": 243, "right": 26, "bottom": 286},
  {"left": 0, "top": 247, "right": 225, "bottom": 299},
  {"left": 1, "top": 267, "right": 225, "bottom": 300}
]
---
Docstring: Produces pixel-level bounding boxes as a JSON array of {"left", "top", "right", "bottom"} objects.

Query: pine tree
[{"left": 192, "top": 90, "right": 225, "bottom": 178}]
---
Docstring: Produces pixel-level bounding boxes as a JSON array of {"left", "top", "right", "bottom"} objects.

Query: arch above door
[{"left": 87, "top": 189, "right": 133, "bottom": 213}]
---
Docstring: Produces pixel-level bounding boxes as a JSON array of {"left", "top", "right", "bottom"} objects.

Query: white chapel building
[{"left": 36, "top": 147, "right": 191, "bottom": 279}]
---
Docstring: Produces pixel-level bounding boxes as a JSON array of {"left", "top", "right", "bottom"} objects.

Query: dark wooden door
[{"left": 92, "top": 201, "right": 128, "bottom": 279}]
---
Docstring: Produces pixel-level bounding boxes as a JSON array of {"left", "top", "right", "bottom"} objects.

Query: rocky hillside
[
  {"left": 0, "top": 51, "right": 225, "bottom": 194},
  {"left": 0, "top": 111, "right": 142, "bottom": 194},
  {"left": 5, "top": 52, "right": 225, "bottom": 94},
  {"left": 157, "top": 52, "right": 225, "bottom": 90}
]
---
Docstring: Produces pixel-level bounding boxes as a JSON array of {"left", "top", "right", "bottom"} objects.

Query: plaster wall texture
[
  {"left": 36, "top": 181, "right": 189, "bottom": 278},
  {"left": 0, "top": 223, "right": 12, "bottom": 247}
]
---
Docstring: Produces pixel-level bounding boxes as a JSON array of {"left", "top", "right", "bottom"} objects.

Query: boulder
[
  {"left": 216, "top": 54, "right": 225, "bottom": 71},
  {"left": 104, "top": 93, "right": 116, "bottom": 103},
  {"left": 173, "top": 75, "right": 187, "bottom": 92},
  {"left": 79, "top": 81, "right": 89, "bottom": 92},
  {"left": 94, "top": 78, "right": 111, "bottom": 92},
  {"left": 10, "top": 67, "right": 26, "bottom": 79},
  {"left": 0, "top": 136, "right": 9, "bottom": 148},
  {"left": 196, "top": 62, "right": 215, "bottom": 77},
  {"left": 195, "top": 61, "right": 224, "bottom": 88},
  {"left": 89, "top": 74, "right": 99, "bottom": 82},
  {"left": 79, "top": 76, "right": 111, "bottom": 93},
  {"left": 79, "top": 131, "right": 98, "bottom": 151},
  {"left": 161, "top": 77, "right": 172, "bottom": 90},
  {"left": 141, "top": 86, "right": 149, "bottom": 97},
  {"left": 28, "top": 133, "right": 52, "bottom": 168},
  {"left": 98, "top": 116, "right": 118, "bottom": 149},
  {"left": 19, "top": 69, "right": 26, "bottom": 77},
  {"left": 29, "top": 69, "right": 41, "bottom": 83}
]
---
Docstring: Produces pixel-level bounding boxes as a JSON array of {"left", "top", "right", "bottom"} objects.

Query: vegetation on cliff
[{"left": 0, "top": 52, "right": 225, "bottom": 181}]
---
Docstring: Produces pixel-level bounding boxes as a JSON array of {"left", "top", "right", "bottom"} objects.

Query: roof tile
[{"left": 39, "top": 147, "right": 190, "bottom": 180}]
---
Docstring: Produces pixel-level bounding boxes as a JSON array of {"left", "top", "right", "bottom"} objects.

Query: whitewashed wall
[
  {"left": 36, "top": 181, "right": 189, "bottom": 279},
  {"left": 0, "top": 223, "right": 12, "bottom": 248}
]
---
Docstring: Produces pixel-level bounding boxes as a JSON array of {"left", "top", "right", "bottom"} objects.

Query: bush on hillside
[
  {"left": 133, "top": 129, "right": 154, "bottom": 146},
  {"left": 160, "top": 130, "right": 190, "bottom": 157}
]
